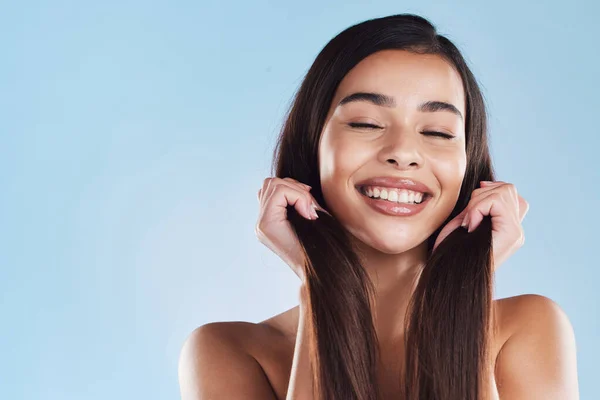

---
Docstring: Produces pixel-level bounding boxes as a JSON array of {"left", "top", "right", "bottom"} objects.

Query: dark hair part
[{"left": 271, "top": 13, "right": 497, "bottom": 399}]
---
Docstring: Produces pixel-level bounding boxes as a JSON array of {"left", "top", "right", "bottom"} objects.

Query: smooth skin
[{"left": 178, "top": 50, "right": 579, "bottom": 399}]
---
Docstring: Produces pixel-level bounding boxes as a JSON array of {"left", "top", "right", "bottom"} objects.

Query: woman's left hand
[{"left": 432, "top": 181, "right": 530, "bottom": 271}]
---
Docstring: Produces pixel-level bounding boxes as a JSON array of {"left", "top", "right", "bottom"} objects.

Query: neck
[{"left": 353, "top": 240, "right": 429, "bottom": 343}]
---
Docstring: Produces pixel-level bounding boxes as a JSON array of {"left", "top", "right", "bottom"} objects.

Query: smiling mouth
[{"left": 356, "top": 186, "right": 432, "bottom": 205}]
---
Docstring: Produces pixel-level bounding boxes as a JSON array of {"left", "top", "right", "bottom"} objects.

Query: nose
[{"left": 378, "top": 129, "right": 424, "bottom": 170}]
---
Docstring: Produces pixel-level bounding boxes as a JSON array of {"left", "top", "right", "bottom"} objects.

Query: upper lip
[{"left": 355, "top": 176, "right": 433, "bottom": 196}]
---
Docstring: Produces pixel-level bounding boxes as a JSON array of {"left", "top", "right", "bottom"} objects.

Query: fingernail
[
  {"left": 312, "top": 200, "right": 332, "bottom": 217},
  {"left": 461, "top": 215, "right": 469, "bottom": 229},
  {"left": 311, "top": 204, "right": 319, "bottom": 219}
]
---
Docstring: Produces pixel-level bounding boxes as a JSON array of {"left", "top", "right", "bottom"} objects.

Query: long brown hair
[{"left": 272, "top": 13, "right": 497, "bottom": 399}]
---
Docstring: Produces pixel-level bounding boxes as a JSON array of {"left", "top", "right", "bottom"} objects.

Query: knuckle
[
  {"left": 467, "top": 196, "right": 478, "bottom": 208},
  {"left": 471, "top": 188, "right": 483, "bottom": 197},
  {"left": 284, "top": 176, "right": 309, "bottom": 189},
  {"left": 489, "top": 191, "right": 502, "bottom": 200}
]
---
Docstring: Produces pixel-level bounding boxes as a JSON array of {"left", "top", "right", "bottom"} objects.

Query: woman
[{"left": 178, "top": 13, "right": 579, "bottom": 399}]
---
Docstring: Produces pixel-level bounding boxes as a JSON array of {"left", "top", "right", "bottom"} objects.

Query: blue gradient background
[{"left": 1, "top": 1, "right": 598, "bottom": 399}]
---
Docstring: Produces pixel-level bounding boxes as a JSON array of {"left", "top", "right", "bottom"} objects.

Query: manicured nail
[
  {"left": 461, "top": 215, "right": 469, "bottom": 230},
  {"left": 311, "top": 200, "right": 333, "bottom": 217},
  {"left": 311, "top": 204, "right": 319, "bottom": 219}
]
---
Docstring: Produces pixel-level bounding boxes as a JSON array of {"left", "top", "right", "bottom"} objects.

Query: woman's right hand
[{"left": 255, "top": 177, "right": 330, "bottom": 284}]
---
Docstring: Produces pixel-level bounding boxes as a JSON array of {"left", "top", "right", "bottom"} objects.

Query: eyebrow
[{"left": 338, "top": 91, "right": 463, "bottom": 121}]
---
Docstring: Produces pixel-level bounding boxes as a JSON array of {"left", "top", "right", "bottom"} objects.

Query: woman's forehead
[{"left": 333, "top": 51, "right": 466, "bottom": 116}]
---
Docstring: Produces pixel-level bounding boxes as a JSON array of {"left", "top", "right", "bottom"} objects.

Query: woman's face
[{"left": 318, "top": 50, "right": 467, "bottom": 254}]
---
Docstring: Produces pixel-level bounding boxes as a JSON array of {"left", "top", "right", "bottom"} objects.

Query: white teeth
[
  {"left": 398, "top": 191, "right": 408, "bottom": 203},
  {"left": 361, "top": 186, "right": 425, "bottom": 204}
]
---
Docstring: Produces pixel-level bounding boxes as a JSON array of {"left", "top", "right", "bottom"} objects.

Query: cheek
[
  {"left": 432, "top": 153, "right": 467, "bottom": 200},
  {"left": 319, "top": 135, "right": 369, "bottom": 185},
  {"left": 319, "top": 136, "right": 371, "bottom": 215}
]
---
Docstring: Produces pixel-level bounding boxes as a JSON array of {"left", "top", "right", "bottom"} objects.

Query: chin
[
  {"left": 371, "top": 241, "right": 421, "bottom": 255},
  {"left": 352, "top": 230, "right": 424, "bottom": 255}
]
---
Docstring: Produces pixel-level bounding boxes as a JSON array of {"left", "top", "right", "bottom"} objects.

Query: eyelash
[{"left": 347, "top": 123, "right": 455, "bottom": 139}]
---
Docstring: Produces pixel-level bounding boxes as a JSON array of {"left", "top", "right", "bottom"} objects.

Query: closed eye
[
  {"left": 347, "top": 122, "right": 381, "bottom": 130},
  {"left": 421, "top": 131, "right": 456, "bottom": 139},
  {"left": 347, "top": 123, "right": 455, "bottom": 139}
]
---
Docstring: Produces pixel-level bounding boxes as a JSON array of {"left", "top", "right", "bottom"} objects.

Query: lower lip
[{"left": 357, "top": 187, "right": 432, "bottom": 217}]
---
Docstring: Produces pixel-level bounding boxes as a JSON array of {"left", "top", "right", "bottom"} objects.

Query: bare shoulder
[
  {"left": 180, "top": 321, "right": 268, "bottom": 354},
  {"left": 493, "top": 294, "right": 579, "bottom": 399},
  {"left": 178, "top": 321, "right": 281, "bottom": 400},
  {"left": 493, "top": 293, "right": 575, "bottom": 337}
]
